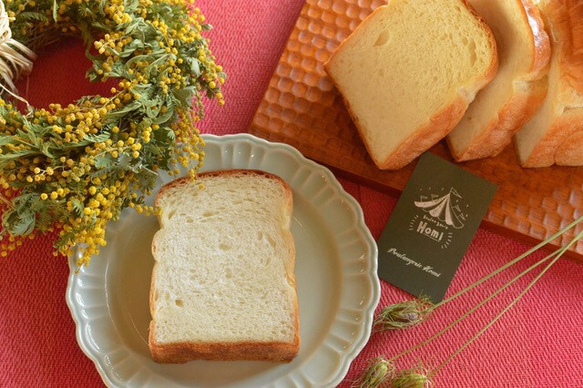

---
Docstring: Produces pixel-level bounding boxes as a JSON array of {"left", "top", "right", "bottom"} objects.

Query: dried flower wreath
[{"left": 0, "top": 0, "right": 225, "bottom": 267}]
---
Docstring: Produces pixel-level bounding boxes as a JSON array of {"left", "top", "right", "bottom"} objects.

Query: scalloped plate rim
[{"left": 66, "top": 133, "right": 380, "bottom": 387}]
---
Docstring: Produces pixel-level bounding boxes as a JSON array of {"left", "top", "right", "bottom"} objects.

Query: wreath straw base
[{"left": 0, "top": 0, "right": 225, "bottom": 266}]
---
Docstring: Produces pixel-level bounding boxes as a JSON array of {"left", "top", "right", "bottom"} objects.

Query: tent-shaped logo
[{"left": 414, "top": 187, "right": 467, "bottom": 229}]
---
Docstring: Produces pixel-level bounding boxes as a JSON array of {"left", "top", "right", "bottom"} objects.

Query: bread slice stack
[
  {"left": 324, "top": 0, "right": 498, "bottom": 170},
  {"left": 514, "top": 0, "right": 583, "bottom": 167},
  {"left": 149, "top": 170, "right": 300, "bottom": 363},
  {"left": 446, "top": 0, "right": 551, "bottom": 162}
]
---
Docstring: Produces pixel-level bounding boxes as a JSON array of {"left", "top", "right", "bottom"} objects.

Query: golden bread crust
[
  {"left": 550, "top": 0, "right": 583, "bottom": 94},
  {"left": 450, "top": 77, "right": 548, "bottom": 161},
  {"left": 448, "top": 0, "right": 550, "bottom": 162},
  {"left": 149, "top": 329, "right": 300, "bottom": 363},
  {"left": 520, "top": 0, "right": 552, "bottom": 79},
  {"left": 519, "top": 113, "right": 583, "bottom": 167},
  {"left": 555, "top": 130, "right": 583, "bottom": 165},
  {"left": 516, "top": 0, "right": 583, "bottom": 167},
  {"left": 380, "top": 95, "right": 469, "bottom": 170}
]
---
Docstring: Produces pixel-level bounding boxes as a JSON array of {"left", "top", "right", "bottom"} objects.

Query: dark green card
[{"left": 377, "top": 152, "right": 497, "bottom": 303}]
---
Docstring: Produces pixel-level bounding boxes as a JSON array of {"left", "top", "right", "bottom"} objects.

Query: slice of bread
[
  {"left": 324, "top": 0, "right": 498, "bottom": 170},
  {"left": 446, "top": 0, "right": 551, "bottom": 162},
  {"left": 148, "top": 169, "right": 300, "bottom": 363},
  {"left": 514, "top": 0, "right": 583, "bottom": 167}
]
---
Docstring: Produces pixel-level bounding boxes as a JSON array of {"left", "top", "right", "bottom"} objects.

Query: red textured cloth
[{"left": 1, "top": 1, "right": 582, "bottom": 387}]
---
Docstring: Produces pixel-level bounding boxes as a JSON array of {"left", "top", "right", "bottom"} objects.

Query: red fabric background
[{"left": 1, "top": 1, "right": 582, "bottom": 387}]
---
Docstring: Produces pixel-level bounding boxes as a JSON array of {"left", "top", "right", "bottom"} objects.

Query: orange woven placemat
[{"left": 249, "top": 0, "right": 583, "bottom": 260}]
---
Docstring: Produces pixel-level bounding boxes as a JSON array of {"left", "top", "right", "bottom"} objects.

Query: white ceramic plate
[{"left": 66, "top": 133, "right": 380, "bottom": 387}]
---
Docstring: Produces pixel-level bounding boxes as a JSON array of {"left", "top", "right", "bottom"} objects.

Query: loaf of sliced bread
[
  {"left": 446, "top": 0, "right": 551, "bottom": 161},
  {"left": 324, "top": 0, "right": 498, "bottom": 170},
  {"left": 514, "top": 0, "right": 583, "bottom": 167},
  {"left": 148, "top": 170, "right": 300, "bottom": 363}
]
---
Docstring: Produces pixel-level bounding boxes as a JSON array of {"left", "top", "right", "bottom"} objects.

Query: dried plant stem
[
  {"left": 434, "top": 214, "right": 583, "bottom": 310},
  {"left": 430, "top": 227, "right": 583, "bottom": 376},
  {"left": 360, "top": 217, "right": 583, "bottom": 387},
  {"left": 387, "top": 247, "right": 557, "bottom": 365},
  {"left": 373, "top": 215, "right": 583, "bottom": 332}
]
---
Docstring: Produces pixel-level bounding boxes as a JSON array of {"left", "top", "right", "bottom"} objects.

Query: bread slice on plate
[
  {"left": 148, "top": 169, "right": 300, "bottom": 363},
  {"left": 324, "top": 0, "right": 498, "bottom": 170},
  {"left": 514, "top": 0, "right": 583, "bottom": 167},
  {"left": 446, "top": 0, "right": 551, "bottom": 162}
]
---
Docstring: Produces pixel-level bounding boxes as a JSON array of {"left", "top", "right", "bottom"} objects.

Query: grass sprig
[
  {"left": 391, "top": 367, "right": 431, "bottom": 388},
  {"left": 352, "top": 357, "right": 395, "bottom": 388},
  {"left": 373, "top": 296, "right": 433, "bottom": 331},
  {"left": 359, "top": 214, "right": 583, "bottom": 387}
]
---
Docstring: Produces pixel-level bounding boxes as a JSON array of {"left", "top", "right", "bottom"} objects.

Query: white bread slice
[
  {"left": 446, "top": 0, "right": 551, "bottom": 161},
  {"left": 514, "top": 0, "right": 583, "bottom": 167},
  {"left": 148, "top": 170, "right": 299, "bottom": 363},
  {"left": 324, "top": 0, "right": 498, "bottom": 170}
]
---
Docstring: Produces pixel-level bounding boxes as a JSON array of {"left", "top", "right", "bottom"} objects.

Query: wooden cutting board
[{"left": 249, "top": 0, "right": 583, "bottom": 261}]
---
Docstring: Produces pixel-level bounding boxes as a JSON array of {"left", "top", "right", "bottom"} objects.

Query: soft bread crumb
[
  {"left": 514, "top": 0, "right": 583, "bottom": 167},
  {"left": 324, "top": 0, "right": 498, "bottom": 170},
  {"left": 148, "top": 170, "right": 300, "bottom": 363},
  {"left": 446, "top": 0, "right": 551, "bottom": 161}
]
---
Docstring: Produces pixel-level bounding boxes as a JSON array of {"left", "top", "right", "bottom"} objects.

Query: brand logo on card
[{"left": 408, "top": 187, "right": 469, "bottom": 249}]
